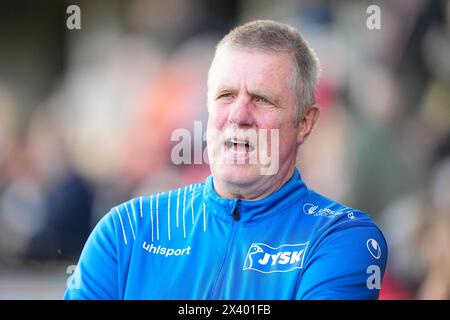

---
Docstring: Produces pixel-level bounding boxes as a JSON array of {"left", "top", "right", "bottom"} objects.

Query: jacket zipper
[{"left": 207, "top": 203, "right": 240, "bottom": 299}]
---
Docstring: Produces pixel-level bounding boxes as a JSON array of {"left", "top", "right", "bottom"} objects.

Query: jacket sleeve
[
  {"left": 296, "top": 223, "right": 388, "bottom": 300},
  {"left": 64, "top": 210, "right": 120, "bottom": 300}
]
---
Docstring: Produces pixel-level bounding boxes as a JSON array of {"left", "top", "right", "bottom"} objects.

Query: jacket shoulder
[{"left": 108, "top": 183, "right": 206, "bottom": 244}]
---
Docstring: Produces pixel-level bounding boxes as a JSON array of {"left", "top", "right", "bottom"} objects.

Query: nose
[{"left": 227, "top": 96, "right": 254, "bottom": 127}]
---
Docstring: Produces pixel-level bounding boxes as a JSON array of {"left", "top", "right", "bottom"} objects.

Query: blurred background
[{"left": 0, "top": 0, "right": 449, "bottom": 299}]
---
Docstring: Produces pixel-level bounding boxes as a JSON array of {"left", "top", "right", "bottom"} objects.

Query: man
[{"left": 65, "top": 20, "right": 387, "bottom": 299}]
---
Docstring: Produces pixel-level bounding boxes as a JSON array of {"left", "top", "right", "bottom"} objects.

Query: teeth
[
  {"left": 230, "top": 139, "right": 247, "bottom": 145},
  {"left": 225, "top": 137, "right": 254, "bottom": 153}
]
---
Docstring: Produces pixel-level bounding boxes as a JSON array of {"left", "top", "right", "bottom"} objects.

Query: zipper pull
[{"left": 232, "top": 207, "right": 240, "bottom": 221}]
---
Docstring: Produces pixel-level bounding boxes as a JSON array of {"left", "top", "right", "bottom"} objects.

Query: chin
[{"left": 214, "top": 164, "right": 261, "bottom": 186}]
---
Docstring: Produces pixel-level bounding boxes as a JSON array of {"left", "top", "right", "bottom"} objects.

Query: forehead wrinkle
[{"left": 210, "top": 49, "right": 294, "bottom": 104}]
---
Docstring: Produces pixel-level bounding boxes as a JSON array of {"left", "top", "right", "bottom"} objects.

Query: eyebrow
[
  {"left": 215, "top": 86, "right": 281, "bottom": 105},
  {"left": 248, "top": 89, "right": 280, "bottom": 106},
  {"left": 216, "top": 86, "right": 236, "bottom": 94}
]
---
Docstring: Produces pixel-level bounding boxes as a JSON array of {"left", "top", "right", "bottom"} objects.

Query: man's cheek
[
  {"left": 257, "top": 128, "right": 280, "bottom": 176},
  {"left": 211, "top": 110, "right": 229, "bottom": 127},
  {"left": 206, "top": 127, "right": 223, "bottom": 165}
]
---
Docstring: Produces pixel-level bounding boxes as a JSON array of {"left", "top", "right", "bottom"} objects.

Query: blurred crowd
[{"left": 0, "top": 0, "right": 449, "bottom": 299}]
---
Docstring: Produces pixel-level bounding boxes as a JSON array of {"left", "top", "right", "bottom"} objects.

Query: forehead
[{"left": 210, "top": 46, "right": 296, "bottom": 91}]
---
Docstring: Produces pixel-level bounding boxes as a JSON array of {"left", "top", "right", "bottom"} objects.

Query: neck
[{"left": 212, "top": 165, "right": 296, "bottom": 201}]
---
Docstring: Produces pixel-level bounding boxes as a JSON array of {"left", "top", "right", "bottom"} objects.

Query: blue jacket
[{"left": 64, "top": 169, "right": 387, "bottom": 299}]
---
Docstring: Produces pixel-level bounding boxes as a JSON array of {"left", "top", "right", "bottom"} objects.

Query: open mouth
[{"left": 225, "top": 138, "right": 255, "bottom": 154}]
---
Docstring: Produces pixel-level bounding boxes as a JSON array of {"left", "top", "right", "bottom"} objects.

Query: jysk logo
[{"left": 243, "top": 242, "right": 309, "bottom": 273}]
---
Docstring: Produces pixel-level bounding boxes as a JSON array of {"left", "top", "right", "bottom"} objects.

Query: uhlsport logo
[{"left": 243, "top": 242, "right": 309, "bottom": 273}]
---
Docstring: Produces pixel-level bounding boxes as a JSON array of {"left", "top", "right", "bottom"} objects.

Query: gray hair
[{"left": 208, "top": 20, "right": 321, "bottom": 125}]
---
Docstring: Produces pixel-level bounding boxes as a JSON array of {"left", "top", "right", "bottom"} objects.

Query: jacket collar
[{"left": 202, "top": 168, "right": 308, "bottom": 224}]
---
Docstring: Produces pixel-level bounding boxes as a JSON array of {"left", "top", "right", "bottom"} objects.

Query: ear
[{"left": 297, "top": 105, "right": 320, "bottom": 145}]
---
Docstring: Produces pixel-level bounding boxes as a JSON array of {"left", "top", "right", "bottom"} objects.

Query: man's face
[{"left": 206, "top": 46, "right": 301, "bottom": 199}]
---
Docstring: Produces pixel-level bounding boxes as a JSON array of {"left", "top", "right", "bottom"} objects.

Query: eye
[
  {"left": 216, "top": 92, "right": 234, "bottom": 103},
  {"left": 254, "top": 96, "right": 271, "bottom": 105}
]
